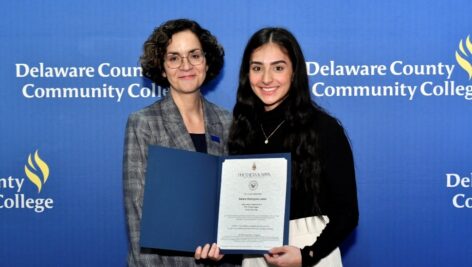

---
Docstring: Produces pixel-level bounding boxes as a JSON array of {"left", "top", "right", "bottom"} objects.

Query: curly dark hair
[
  {"left": 228, "top": 27, "right": 328, "bottom": 213},
  {"left": 140, "top": 19, "right": 224, "bottom": 87}
]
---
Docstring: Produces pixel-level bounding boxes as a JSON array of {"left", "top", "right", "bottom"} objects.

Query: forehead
[
  {"left": 166, "top": 30, "right": 202, "bottom": 53},
  {"left": 250, "top": 43, "right": 290, "bottom": 63}
]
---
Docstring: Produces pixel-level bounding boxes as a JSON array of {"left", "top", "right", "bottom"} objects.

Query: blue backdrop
[{"left": 1, "top": 0, "right": 471, "bottom": 266}]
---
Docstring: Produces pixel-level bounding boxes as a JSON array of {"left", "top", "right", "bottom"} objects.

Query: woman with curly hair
[{"left": 123, "top": 19, "right": 238, "bottom": 266}]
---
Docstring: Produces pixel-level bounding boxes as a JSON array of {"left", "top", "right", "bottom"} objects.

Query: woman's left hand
[
  {"left": 194, "top": 243, "right": 224, "bottom": 261},
  {"left": 264, "top": 245, "right": 302, "bottom": 267}
]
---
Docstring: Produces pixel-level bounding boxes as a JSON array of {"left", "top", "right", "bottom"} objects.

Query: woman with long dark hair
[
  {"left": 233, "top": 27, "right": 358, "bottom": 267},
  {"left": 198, "top": 27, "right": 358, "bottom": 267}
]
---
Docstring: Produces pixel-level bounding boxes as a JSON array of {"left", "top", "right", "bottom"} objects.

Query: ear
[
  {"left": 206, "top": 65, "right": 209, "bottom": 72},
  {"left": 162, "top": 71, "right": 167, "bottom": 78}
]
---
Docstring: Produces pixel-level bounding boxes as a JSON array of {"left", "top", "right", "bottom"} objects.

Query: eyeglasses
[{"left": 164, "top": 50, "right": 205, "bottom": 69}]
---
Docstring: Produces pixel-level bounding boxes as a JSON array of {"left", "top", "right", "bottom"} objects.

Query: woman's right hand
[{"left": 195, "top": 243, "right": 224, "bottom": 261}]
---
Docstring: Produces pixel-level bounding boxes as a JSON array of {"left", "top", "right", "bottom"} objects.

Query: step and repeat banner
[{"left": 1, "top": 0, "right": 471, "bottom": 266}]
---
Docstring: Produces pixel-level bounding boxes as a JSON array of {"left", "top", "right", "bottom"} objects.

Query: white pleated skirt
[{"left": 242, "top": 216, "right": 342, "bottom": 267}]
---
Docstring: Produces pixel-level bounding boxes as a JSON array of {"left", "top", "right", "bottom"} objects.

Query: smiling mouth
[
  {"left": 179, "top": 74, "right": 196, "bottom": 79},
  {"left": 261, "top": 86, "right": 278, "bottom": 92}
]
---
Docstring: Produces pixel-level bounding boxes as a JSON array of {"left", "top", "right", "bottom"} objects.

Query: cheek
[
  {"left": 162, "top": 66, "right": 173, "bottom": 78},
  {"left": 280, "top": 73, "right": 292, "bottom": 87},
  {"left": 249, "top": 73, "right": 259, "bottom": 86},
  {"left": 197, "top": 64, "right": 208, "bottom": 78}
]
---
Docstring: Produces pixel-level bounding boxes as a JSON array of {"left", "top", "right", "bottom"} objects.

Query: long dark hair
[
  {"left": 140, "top": 19, "right": 224, "bottom": 87},
  {"left": 228, "top": 27, "right": 326, "bottom": 213}
]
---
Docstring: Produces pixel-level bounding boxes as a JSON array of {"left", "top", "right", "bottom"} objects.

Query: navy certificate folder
[{"left": 140, "top": 145, "right": 291, "bottom": 254}]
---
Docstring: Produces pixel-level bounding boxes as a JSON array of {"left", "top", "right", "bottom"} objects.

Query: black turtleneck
[
  {"left": 254, "top": 100, "right": 290, "bottom": 154},
  {"left": 248, "top": 100, "right": 359, "bottom": 266}
]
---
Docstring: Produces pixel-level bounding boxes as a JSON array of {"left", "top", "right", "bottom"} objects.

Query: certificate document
[
  {"left": 140, "top": 145, "right": 290, "bottom": 254},
  {"left": 217, "top": 158, "right": 288, "bottom": 251}
]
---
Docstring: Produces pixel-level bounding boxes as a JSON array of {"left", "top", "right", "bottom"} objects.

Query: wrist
[{"left": 300, "top": 247, "right": 317, "bottom": 267}]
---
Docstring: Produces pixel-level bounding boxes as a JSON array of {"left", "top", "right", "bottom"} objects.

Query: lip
[
  {"left": 258, "top": 86, "right": 278, "bottom": 94},
  {"left": 178, "top": 74, "right": 196, "bottom": 80}
]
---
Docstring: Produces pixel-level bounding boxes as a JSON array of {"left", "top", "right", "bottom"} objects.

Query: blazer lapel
[
  {"left": 160, "top": 96, "right": 195, "bottom": 151},
  {"left": 203, "top": 98, "right": 225, "bottom": 156}
]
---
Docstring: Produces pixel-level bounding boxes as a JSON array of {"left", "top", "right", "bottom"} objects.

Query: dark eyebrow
[
  {"left": 167, "top": 48, "right": 202, "bottom": 56},
  {"left": 250, "top": 61, "right": 262, "bottom": 65},
  {"left": 270, "top": 60, "right": 288, "bottom": 65},
  {"left": 250, "top": 60, "right": 288, "bottom": 65}
]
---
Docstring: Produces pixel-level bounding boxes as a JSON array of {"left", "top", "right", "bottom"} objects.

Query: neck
[
  {"left": 170, "top": 90, "right": 205, "bottom": 133},
  {"left": 171, "top": 90, "right": 202, "bottom": 113}
]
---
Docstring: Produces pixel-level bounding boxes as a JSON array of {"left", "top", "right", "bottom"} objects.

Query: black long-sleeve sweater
[{"left": 242, "top": 102, "right": 359, "bottom": 266}]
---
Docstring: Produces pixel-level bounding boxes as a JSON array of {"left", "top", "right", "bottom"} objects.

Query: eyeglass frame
[{"left": 164, "top": 49, "right": 206, "bottom": 69}]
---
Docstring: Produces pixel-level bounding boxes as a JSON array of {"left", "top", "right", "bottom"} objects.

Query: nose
[
  {"left": 179, "top": 56, "right": 192, "bottom": 70},
  {"left": 262, "top": 69, "right": 272, "bottom": 84}
]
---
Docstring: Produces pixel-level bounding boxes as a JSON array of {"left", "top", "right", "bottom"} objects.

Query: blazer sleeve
[{"left": 123, "top": 112, "right": 152, "bottom": 266}]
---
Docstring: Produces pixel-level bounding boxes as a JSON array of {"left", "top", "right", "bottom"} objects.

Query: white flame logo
[
  {"left": 455, "top": 35, "right": 472, "bottom": 79},
  {"left": 24, "top": 150, "right": 50, "bottom": 193}
]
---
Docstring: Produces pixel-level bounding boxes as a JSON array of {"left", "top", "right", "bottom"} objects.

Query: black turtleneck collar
[{"left": 259, "top": 98, "right": 290, "bottom": 123}]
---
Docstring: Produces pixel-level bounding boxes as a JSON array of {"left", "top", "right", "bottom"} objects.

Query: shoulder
[
  {"left": 313, "top": 110, "right": 352, "bottom": 151},
  {"left": 126, "top": 100, "right": 164, "bottom": 126},
  {"left": 203, "top": 98, "right": 231, "bottom": 123},
  {"left": 314, "top": 110, "right": 345, "bottom": 136}
]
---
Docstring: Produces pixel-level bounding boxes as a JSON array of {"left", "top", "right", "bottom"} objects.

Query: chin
[{"left": 261, "top": 98, "right": 279, "bottom": 106}]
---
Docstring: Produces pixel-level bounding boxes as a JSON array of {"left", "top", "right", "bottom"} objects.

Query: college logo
[
  {"left": 0, "top": 149, "right": 54, "bottom": 213},
  {"left": 455, "top": 35, "right": 472, "bottom": 79},
  {"left": 24, "top": 150, "right": 50, "bottom": 193}
]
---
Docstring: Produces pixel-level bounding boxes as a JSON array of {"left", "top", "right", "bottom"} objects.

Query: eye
[
  {"left": 190, "top": 52, "right": 202, "bottom": 60},
  {"left": 251, "top": 65, "right": 262, "bottom": 72},
  {"left": 274, "top": 65, "right": 285, "bottom": 72},
  {"left": 166, "top": 55, "right": 179, "bottom": 62}
]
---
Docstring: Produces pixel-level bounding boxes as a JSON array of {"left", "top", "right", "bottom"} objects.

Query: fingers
[
  {"left": 194, "top": 245, "right": 203, "bottom": 260},
  {"left": 264, "top": 253, "right": 279, "bottom": 265},
  {"left": 200, "top": 243, "right": 211, "bottom": 259},
  {"left": 265, "top": 246, "right": 302, "bottom": 267},
  {"left": 194, "top": 243, "right": 210, "bottom": 260},
  {"left": 269, "top": 246, "right": 288, "bottom": 254},
  {"left": 264, "top": 246, "right": 284, "bottom": 265},
  {"left": 195, "top": 243, "right": 224, "bottom": 261},
  {"left": 208, "top": 243, "right": 217, "bottom": 258},
  {"left": 208, "top": 243, "right": 224, "bottom": 260},
  {"left": 215, "top": 246, "right": 224, "bottom": 260}
]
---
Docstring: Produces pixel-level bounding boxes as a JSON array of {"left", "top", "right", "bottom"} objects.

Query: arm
[
  {"left": 301, "top": 119, "right": 359, "bottom": 266},
  {"left": 123, "top": 113, "right": 152, "bottom": 266}
]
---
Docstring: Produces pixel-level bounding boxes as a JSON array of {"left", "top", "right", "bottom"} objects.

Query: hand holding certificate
[{"left": 140, "top": 146, "right": 291, "bottom": 254}]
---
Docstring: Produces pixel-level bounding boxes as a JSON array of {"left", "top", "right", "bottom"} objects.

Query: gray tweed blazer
[{"left": 123, "top": 95, "right": 233, "bottom": 266}]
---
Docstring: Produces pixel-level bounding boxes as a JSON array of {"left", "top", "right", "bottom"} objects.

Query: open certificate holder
[{"left": 140, "top": 145, "right": 291, "bottom": 254}]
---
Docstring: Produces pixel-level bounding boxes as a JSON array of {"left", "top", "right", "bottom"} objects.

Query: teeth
[{"left": 261, "top": 87, "right": 277, "bottom": 92}]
